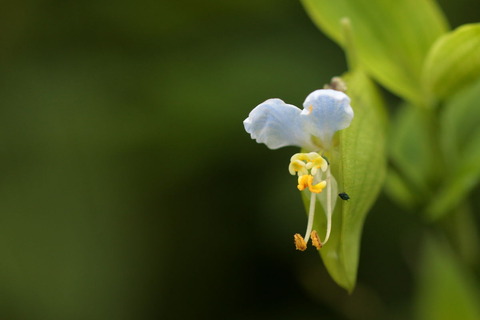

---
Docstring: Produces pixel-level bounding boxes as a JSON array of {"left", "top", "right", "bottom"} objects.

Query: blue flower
[
  {"left": 243, "top": 89, "right": 353, "bottom": 151},
  {"left": 243, "top": 88, "right": 354, "bottom": 251}
]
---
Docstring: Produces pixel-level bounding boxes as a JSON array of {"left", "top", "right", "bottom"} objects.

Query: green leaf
[
  {"left": 301, "top": 0, "right": 448, "bottom": 105},
  {"left": 388, "top": 104, "right": 437, "bottom": 207},
  {"left": 426, "top": 77, "right": 480, "bottom": 219},
  {"left": 422, "top": 23, "right": 480, "bottom": 100},
  {"left": 415, "top": 235, "right": 480, "bottom": 320},
  {"left": 310, "top": 71, "right": 386, "bottom": 292},
  {"left": 443, "top": 203, "right": 480, "bottom": 266},
  {"left": 384, "top": 169, "right": 417, "bottom": 209}
]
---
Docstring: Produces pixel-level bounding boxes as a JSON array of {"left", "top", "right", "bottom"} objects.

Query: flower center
[{"left": 289, "top": 152, "right": 333, "bottom": 251}]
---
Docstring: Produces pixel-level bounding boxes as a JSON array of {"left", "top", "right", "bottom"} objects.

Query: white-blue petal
[
  {"left": 243, "top": 99, "right": 313, "bottom": 150},
  {"left": 300, "top": 89, "right": 354, "bottom": 146}
]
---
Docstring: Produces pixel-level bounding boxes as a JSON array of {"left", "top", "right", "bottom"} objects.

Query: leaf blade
[
  {"left": 422, "top": 23, "right": 480, "bottom": 100},
  {"left": 426, "top": 78, "right": 480, "bottom": 219},
  {"left": 312, "top": 71, "right": 387, "bottom": 291},
  {"left": 302, "top": 0, "right": 448, "bottom": 105},
  {"left": 415, "top": 235, "right": 480, "bottom": 320}
]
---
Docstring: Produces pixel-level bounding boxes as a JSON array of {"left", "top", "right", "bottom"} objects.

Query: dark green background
[{"left": 0, "top": 1, "right": 477, "bottom": 319}]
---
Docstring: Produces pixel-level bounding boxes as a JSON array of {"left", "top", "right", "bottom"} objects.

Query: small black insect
[{"left": 338, "top": 192, "right": 350, "bottom": 201}]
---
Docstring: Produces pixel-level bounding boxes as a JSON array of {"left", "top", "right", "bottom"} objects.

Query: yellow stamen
[
  {"left": 311, "top": 230, "right": 322, "bottom": 250},
  {"left": 294, "top": 233, "right": 307, "bottom": 251},
  {"left": 297, "top": 175, "right": 326, "bottom": 193},
  {"left": 288, "top": 159, "right": 308, "bottom": 176},
  {"left": 290, "top": 153, "right": 310, "bottom": 162},
  {"left": 312, "top": 157, "right": 328, "bottom": 173},
  {"left": 305, "top": 153, "right": 328, "bottom": 174},
  {"left": 306, "top": 152, "right": 321, "bottom": 161},
  {"left": 297, "top": 175, "right": 310, "bottom": 191},
  {"left": 290, "top": 152, "right": 328, "bottom": 175},
  {"left": 289, "top": 152, "right": 331, "bottom": 252},
  {"left": 309, "top": 180, "right": 327, "bottom": 193}
]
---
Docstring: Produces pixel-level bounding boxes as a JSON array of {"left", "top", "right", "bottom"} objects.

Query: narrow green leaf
[
  {"left": 422, "top": 23, "right": 480, "bottom": 100},
  {"left": 301, "top": 0, "right": 448, "bottom": 105},
  {"left": 426, "top": 78, "right": 480, "bottom": 219},
  {"left": 310, "top": 71, "right": 386, "bottom": 292},
  {"left": 415, "top": 235, "right": 480, "bottom": 320}
]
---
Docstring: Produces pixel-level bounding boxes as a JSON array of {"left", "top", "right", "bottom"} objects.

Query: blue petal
[
  {"left": 300, "top": 89, "right": 354, "bottom": 147},
  {"left": 243, "top": 99, "right": 313, "bottom": 150}
]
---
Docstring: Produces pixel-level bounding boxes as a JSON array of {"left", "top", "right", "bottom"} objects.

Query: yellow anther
[
  {"left": 310, "top": 180, "right": 327, "bottom": 193},
  {"left": 290, "top": 153, "right": 310, "bottom": 162},
  {"left": 288, "top": 159, "right": 308, "bottom": 176},
  {"left": 289, "top": 152, "right": 333, "bottom": 253},
  {"left": 294, "top": 233, "right": 307, "bottom": 251},
  {"left": 297, "top": 175, "right": 311, "bottom": 191},
  {"left": 311, "top": 230, "right": 322, "bottom": 250},
  {"left": 290, "top": 152, "right": 328, "bottom": 177},
  {"left": 306, "top": 152, "right": 321, "bottom": 161},
  {"left": 305, "top": 153, "right": 328, "bottom": 174},
  {"left": 297, "top": 175, "right": 326, "bottom": 193}
]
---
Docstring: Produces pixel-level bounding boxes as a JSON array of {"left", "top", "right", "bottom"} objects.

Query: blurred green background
[{"left": 0, "top": 1, "right": 478, "bottom": 319}]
